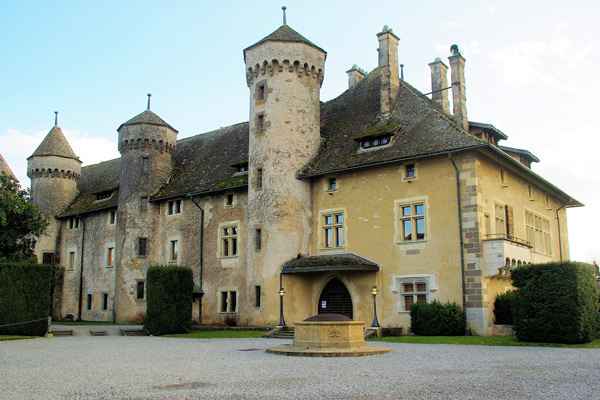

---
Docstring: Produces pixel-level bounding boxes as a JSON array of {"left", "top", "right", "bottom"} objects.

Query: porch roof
[{"left": 282, "top": 253, "right": 379, "bottom": 274}]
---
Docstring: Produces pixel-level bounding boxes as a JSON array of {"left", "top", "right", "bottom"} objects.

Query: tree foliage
[{"left": 0, "top": 174, "right": 47, "bottom": 262}]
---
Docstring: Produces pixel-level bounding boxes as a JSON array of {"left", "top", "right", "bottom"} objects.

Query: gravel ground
[{"left": 1, "top": 337, "right": 599, "bottom": 400}]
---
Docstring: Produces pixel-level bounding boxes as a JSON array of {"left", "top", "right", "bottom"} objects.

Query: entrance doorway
[{"left": 318, "top": 278, "right": 353, "bottom": 319}]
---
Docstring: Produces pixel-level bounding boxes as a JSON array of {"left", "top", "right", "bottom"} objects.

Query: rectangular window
[
  {"left": 220, "top": 224, "right": 239, "bottom": 257},
  {"left": 360, "top": 135, "right": 391, "bottom": 149},
  {"left": 256, "top": 168, "right": 263, "bottom": 190},
  {"left": 225, "top": 193, "right": 234, "bottom": 207},
  {"left": 256, "top": 83, "right": 266, "bottom": 101},
  {"left": 528, "top": 185, "right": 534, "bottom": 200},
  {"left": 500, "top": 169, "right": 506, "bottom": 186},
  {"left": 42, "top": 252, "right": 55, "bottom": 265},
  {"left": 327, "top": 177, "right": 337, "bottom": 192},
  {"left": 256, "top": 114, "right": 265, "bottom": 132},
  {"left": 87, "top": 293, "right": 93, "bottom": 311},
  {"left": 220, "top": 291, "right": 238, "bottom": 313},
  {"left": 168, "top": 200, "right": 182, "bottom": 215},
  {"left": 69, "top": 218, "right": 74, "bottom": 229},
  {"left": 398, "top": 278, "right": 429, "bottom": 312},
  {"left": 142, "top": 156, "right": 149, "bottom": 174},
  {"left": 405, "top": 163, "right": 416, "bottom": 179},
  {"left": 140, "top": 196, "right": 148, "bottom": 212},
  {"left": 255, "top": 285, "right": 261, "bottom": 308},
  {"left": 138, "top": 237, "right": 148, "bottom": 257},
  {"left": 170, "top": 240, "right": 178, "bottom": 262},
  {"left": 399, "top": 203, "right": 426, "bottom": 241},
  {"left": 109, "top": 210, "right": 116, "bottom": 225},
  {"left": 68, "top": 251, "right": 75, "bottom": 270},
  {"left": 323, "top": 211, "right": 345, "bottom": 248},
  {"left": 74, "top": 217, "right": 80, "bottom": 229},
  {"left": 107, "top": 247, "right": 114, "bottom": 267},
  {"left": 526, "top": 211, "right": 552, "bottom": 255},
  {"left": 255, "top": 228, "right": 262, "bottom": 251},
  {"left": 494, "top": 203, "right": 506, "bottom": 236},
  {"left": 136, "top": 281, "right": 145, "bottom": 300},
  {"left": 102, "top": 293, "right": 109, "bottom": 310}
]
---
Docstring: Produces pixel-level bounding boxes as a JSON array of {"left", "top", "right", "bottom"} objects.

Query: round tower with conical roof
[
  {"left": 114, "top": 97, "right": 178, "bottom": 321},
  {"left": 27, "top": 115, "right": 81, "bottom": 263},
  {"left": 243, "top": 19, "right": 326, "bottom": 324}
]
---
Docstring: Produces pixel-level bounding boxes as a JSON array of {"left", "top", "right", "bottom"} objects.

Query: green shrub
[
  {"left": 494, "top": 290, "right": 517, "bottom": 325},
  {"left": 511, "top": 262, "right": 598, "bottom": 344},
  {"left": 0, "top": 263, "right": 55, "bottom": 336},
  {"left": 144, "top": 265, "right": 193, "bottom": 336},
  {"left": 410, "top": 301, "right": 465, "bottom": 336}
]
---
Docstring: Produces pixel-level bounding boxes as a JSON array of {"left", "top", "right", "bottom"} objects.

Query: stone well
[{"left": 266, "top": 314, "right": 390, "bottom": 357}]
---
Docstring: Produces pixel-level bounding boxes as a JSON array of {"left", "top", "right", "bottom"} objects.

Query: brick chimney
[
  {"left": 448, "top": 44, "right": 468, "bottom": 130},
  {"left": 346, "top": 65, "right": 366, "bottom": 89},
  {"left": 428, "top": 57, "right": 449, "bottom": 114},
  {"left": 377, "top": 25, "right": 400, "bottom": 115}
]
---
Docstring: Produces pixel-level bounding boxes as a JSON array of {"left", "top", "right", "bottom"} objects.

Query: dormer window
[
  {"left": 359, "top": 135, "right": 391, "bottom": 150},
  {"left": 95, "top": 190, "right": 113, "bottom": 201}
]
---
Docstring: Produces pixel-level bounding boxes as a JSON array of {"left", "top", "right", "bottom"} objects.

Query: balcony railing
[{"left": 483, "top": 233, "right": 531, "bottom": 248}]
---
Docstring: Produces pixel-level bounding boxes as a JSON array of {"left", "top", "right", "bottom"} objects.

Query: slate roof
[
  {"left": 117, "top": 110, "right": 178, "bottom": 133},
  {"left": 0, "top": 153, "right": 16, "bottom": 179},
  {"left": 61, "top": 65, "right": 581, "bottom": 216},
  {"left": 282, "top": 253, "right": 379, "bottom": 274},
  {"left": 244, "top": 24, "right": 326, "bottom": 56},
  {"left": 469, "top": 121, "right": 508, "bottom": 141},
  {"left": 29, "top": 126, "right": 80, "bottom": 160},
  {"left": 499, "top": 145, "right": 540, "bottom": 163}
]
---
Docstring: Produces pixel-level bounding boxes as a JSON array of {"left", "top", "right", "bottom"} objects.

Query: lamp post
[
  {"left": 371, "top": 286, "right": 380, "bottom": 328},
  {"left": 278, "top": 272, "right": 286, "bottom": 328}
]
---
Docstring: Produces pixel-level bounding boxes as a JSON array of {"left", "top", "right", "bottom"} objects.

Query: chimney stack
[
  {"left": 377, "top": 25, "right": 400, "bottom": 115},
  {"left": 428, "top": 58, "right": 449, "bottom": 114},
  {"left": 448, "top": 44, "right": 468, "bottom": 131},
  {"left": 346, "top": 65, "right": 366, "bottom": 89}
]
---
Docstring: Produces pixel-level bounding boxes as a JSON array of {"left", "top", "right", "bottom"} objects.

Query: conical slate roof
[
  {"left": 117, "top": 110, "right": 178, "bottom": 132},
  {"left": 29, "top": 126, "right": 79, "bottom": 160},
  {"left": 244, "top": 24, "right": 326, "bottom": 55},
  {"left": 0, "top": 153, "right": 16, "bottom": 179}
]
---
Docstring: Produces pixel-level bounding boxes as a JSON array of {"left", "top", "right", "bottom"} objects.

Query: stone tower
[
  {"left": 244, "top": 22, "right": 326, "bottom": 324},
  {"left": 28, "top": 115, "right": 81, "bottom": 264},
  {"left": 114, "top": 97, "right": 178, "bottom": 322}
]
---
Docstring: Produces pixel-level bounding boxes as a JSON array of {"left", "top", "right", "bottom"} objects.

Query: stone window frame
[
  {"left": 68, "top": 250, "right": 76, "bottom": 270},
  {"left": 255, "top": 168, "right": 263, "bottom": 191},
  {"left": 218, "top": 221, "right": 240, "bottom": 259},
  {"left": 255, "top": 80, "right": 267, "bottom": 103},
  {"left": 524, "top": 208, "right": 552, "bottom": 256},
  {"left": 392, "top": 274, "right": 437, "bottom": 313},
  {"left": 254, "top": 285, "right": 262, "bottom": 309},
  {"left": 319, "top": 208, "right": 346, "bottom": 250},
  {"left": 325, "top": 176, "right": 338, "bottom": 192},
  {"left": 167, "top": 199, "right": 183, "bottom": 216},
  {"left": 224, "top": 193, "right": 236, "bottom": 208},
  {"left": 106, "top": 246, "right": 114, "bottom": 268},
  {"left": 402, "top": 162, "right": 417, "bottom": 182},
  {"left": 394, "top": 196, "right": 429, "bottom": 245},
  {"left": 493, "top": 202, "right": 506, "bottom": 237},
  {"left": 255, "top": 227, "right": 262, "bottom": 252},
  {"left": 218, "top": 289, "right": 238, "bottom": 314},
  {"left": 137, "top": 237, "right": 148, "bottom": 258},
  {"left": 108, "top": 209, "right": 117, "bottom": 225},
  {"left": 102, "top": 292, "right": 109, "bottom": 311},
  {"left": 168, "top": 239, "right": 179, "bottom": 264},
  {"left": 136, "top": 280, "right": 145, "bottom": 301},
  {"left": 499, "top": 168, "right": 508, "bottom": 188},
  {"left": 86, "top": 290, "right": 93, "bottom": 311}
]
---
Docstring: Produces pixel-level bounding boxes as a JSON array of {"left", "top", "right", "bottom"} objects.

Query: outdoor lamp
[{"left": 371, "top": 285, "right": 380, "bottom": 328}]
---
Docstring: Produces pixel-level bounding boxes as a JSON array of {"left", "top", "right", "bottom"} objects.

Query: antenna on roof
[
  {"left": 400, "top": 64, "right": 404, "bottom": 80},
  {"left": 54, "top": 111, "right": 58, "bottom": 127},
  {"left": 282, "top": 6, "right": 287, "bottom": 25},
  {"left": 147, "top": 93, "right": 152, "bottom": 111}
]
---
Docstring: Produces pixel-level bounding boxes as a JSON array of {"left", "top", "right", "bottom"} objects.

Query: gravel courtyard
[{"left": 1, "top": 337, "right": 599, "bottom": 400}]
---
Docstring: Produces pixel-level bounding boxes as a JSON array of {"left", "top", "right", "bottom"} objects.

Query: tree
[{"left": 0, "top": 174, "right": 47, "bottom": 262}]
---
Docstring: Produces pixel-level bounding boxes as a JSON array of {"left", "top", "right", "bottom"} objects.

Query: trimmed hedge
[
  {"left": 511, "top": 262, "right": 598, "bottom": 344},
  {"left": 410, "top": 301, "right": 466, "bottom": 336},
  {"left": 0, "top": 263, "right": 54, "bottom": 336},
  {"left": 494, "top": 290, "right": 518, "bottom": 325},
  {"left": 144, "top": 265, "right": 193, "bottom": 336}
]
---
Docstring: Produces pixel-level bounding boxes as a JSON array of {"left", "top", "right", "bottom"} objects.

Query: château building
[{"left": 27, "top": 18, "right": 581, "bottom": 335}]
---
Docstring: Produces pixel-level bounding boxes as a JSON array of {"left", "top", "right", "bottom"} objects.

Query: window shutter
[{"left": 505, "top": 205, "right": 514, "bottom": 238}]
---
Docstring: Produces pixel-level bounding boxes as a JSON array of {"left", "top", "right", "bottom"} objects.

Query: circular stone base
[{"left": 266, "top": 345, "right": 391, "bottom": 357}]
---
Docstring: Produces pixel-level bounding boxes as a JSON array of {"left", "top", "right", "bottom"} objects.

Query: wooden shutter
[{"left": 505, "top": 205, "right": 514, "bottom": 239}]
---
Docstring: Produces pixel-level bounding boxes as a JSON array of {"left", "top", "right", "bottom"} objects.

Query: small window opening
[
  {"left": 87, "top": 293, "right": 93, "bottom": 311},
  {"left": 256, "top": 168, "right": 263, "bottom": 190},
  {"left": 405, "top": 164, "right": 416, "bottom": 179},
  {"left": 226, "top": 194, "right": 234, "bottom": 206},
  {"left": 109, "top": 210, "right": 116, "bottom": 225},
  {"left": 142, "top": 156, "right": 149, "bottom": 174},
  {"left": 255, "top": 228, "right": 262, "bottom": 251},
  {"left": 136, "top": 281, "right": 145, "bottom": 300},
  {"left": 170, "top": 240, "right": 178, "bottom": 262},
  {"left": 327, "top": 177, "right": 337, "bottom": 192},
  {"left": 256, "top": 114, "right": 265, "bottom": 132},
  {"left": 360, "top": 135, "right": 391, "bottom": 149},
  {"left": 256, "top": 83, "right": 266, "bottom": 101},
  {"left": 102, "top": 293, "right": 109, "bottom": 310},
  {"left": 255, "top": 285, "right": 261, "bottom": 308},
  {"left": 138, "top": 237, "right": 148, "bottom": 257}
]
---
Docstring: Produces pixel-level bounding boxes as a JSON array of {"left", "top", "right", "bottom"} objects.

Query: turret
[
  {"left": 27, "top": 112, "right": 81, "bottom": 263},
  {"left": 243, "top": 10, "right": 326, "bottom": 324},
  {"left": 114, "top": 95, "right": 178, "bottom": 322}
]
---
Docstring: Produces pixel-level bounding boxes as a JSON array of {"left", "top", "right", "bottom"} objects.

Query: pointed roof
[
  {"left": 0, "top": 153, "right": 16, "bottom": 179},
  {"left": 244, "top": 24, "right": 326, "bottom": 56},
  {"left": 29, "top": 126, "right": 79, "bottom": 160},
  {"left": 117, "top": 110, "right": 178, "bottom": 132}
]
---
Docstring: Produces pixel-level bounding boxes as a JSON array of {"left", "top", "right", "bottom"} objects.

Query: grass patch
[
  {"left": 372, "top": 335, "right": 600, "bottom": 348},
  {"left": 0, "top": 335, "right": 36, "bottom": 342},
  {"left": 166, "top": 330, "right": 266, "bottom": 339},
  {"left": 52, "top": 321, "right": 121, "bottom": 326}
]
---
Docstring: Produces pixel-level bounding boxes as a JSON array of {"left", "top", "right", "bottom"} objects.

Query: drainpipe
[
  {"left": 449, "top": 154, "right": 468, "bottom": 322},
  {"left": 77, "top": 217, "right": 86, "bottom": 321},
  {"left": 187, "top": 195, "right": 205, "bottom": 324},
  {"left": 556, "top": 204, "right": 566, "bottom": 262}
]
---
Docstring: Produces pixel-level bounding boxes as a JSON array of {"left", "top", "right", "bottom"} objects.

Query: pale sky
[{"left": 1, "top": 1, "right": 598, "bottom": 262}]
